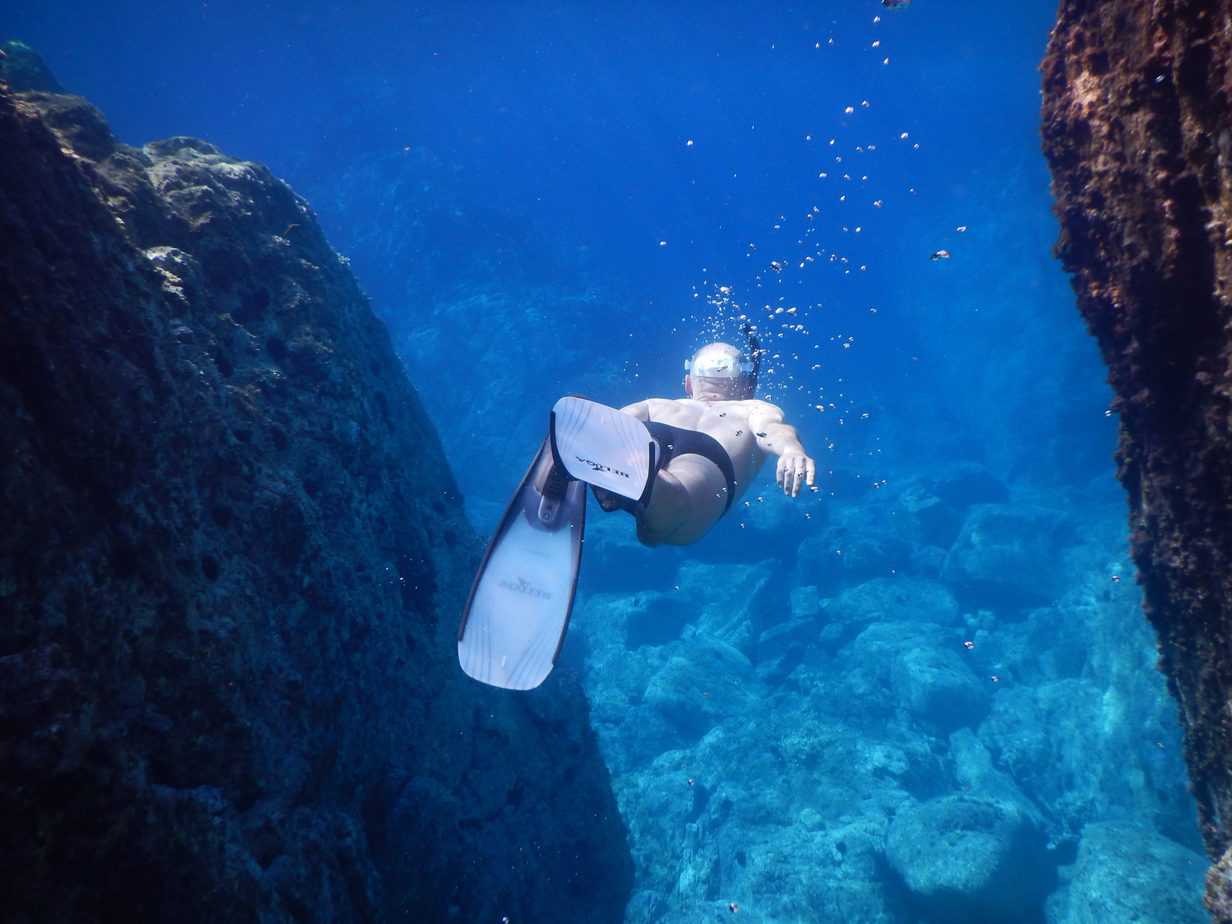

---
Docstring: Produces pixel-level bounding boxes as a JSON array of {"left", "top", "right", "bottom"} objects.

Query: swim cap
[{"left": 684, "top": 342, "right": 756, "bottom": 400}]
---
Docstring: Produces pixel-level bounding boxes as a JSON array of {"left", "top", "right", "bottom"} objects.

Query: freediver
[
  {"left": 592, "top": 338, "right": 816, "bottom": 546},
  {"left": 458, "top": 331, "right": 817, "bottom": 690}
]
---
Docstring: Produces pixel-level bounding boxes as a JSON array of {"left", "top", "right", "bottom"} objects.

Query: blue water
[{"left": 10, "top": 1, "right": 1207, "bottom": 920}]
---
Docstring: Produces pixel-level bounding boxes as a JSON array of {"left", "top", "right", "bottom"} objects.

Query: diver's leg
[{"left": 635, "top": 454, "right": 729, "bottom": 546}]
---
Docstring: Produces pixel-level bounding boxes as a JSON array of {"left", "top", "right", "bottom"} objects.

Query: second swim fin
[{"left": 457, "top": 440, "right": 586, "bottom": 691}]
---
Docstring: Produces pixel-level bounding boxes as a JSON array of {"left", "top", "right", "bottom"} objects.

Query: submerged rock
[
  {"left": 796, "top": 525, "right": 912, "bottom": 590},
  {"left": 943, "top": 503, "right": 1071, "bottom": 607},
  {"left": 0, "top": 55, "right": 630, "bottom": 923},
  {"left": 821, "top": 575, "right": 961, "bottom": 650},
  {"left": 1042, "top": 2, "right": 1232, "bottom": 916},
  {"left": 892, "top": 645, "right": 989, "bottom": 732},
  {"left": 643, "top": 638, "right": 754, "bottom": 738},
  {"left": 0, "top": 39, "right": 63, "bottom": 92},
  {"left": 885, "top": 793, "right": 1049, "bottom": 921},
  {"left": 1061, "top": 821, "right": 1206, "bottom": 924}
]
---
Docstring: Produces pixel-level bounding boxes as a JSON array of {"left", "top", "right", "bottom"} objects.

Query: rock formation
[
  {"left": 0, "top": 46, "right": 630, "bottom": 922},
  {"left": 1041, "top": 2, "right": 1232, "bottom": 918}
]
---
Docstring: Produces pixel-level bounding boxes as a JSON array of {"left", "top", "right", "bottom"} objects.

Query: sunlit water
[{"left": 10, "top": 1, "right": 1207, "bottom": 920}]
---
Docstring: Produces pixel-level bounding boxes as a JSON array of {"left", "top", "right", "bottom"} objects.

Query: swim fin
[
  {"left": 458, "top": 397, "right": 657, "bottom": 690},
  {"left": 458, "top": 439, "right": 587, "bottom": 690},
  {"left": 549, "top": 395, "right": 657, "bottom": 506}
]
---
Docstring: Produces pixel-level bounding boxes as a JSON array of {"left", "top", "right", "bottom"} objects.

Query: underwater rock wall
[
  {"left": 1041, "top": 2, "right": 1232, "bottom": 918},
  {"left": 0, "top": 58, "right": 630, "bottom": 922}
]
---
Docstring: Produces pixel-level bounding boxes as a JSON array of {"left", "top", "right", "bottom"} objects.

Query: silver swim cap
[{"left": 684, "top": 342, "right": 756, "bottom": 399}]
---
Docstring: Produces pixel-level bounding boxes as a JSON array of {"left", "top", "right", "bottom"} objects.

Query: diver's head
[{"left": 684, "top": 341, "right": 756, "bottom": 401}]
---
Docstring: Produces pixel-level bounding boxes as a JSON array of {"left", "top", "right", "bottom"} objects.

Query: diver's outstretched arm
[{"left": 748, "top": 403, "right": 815, "bottom": 498}]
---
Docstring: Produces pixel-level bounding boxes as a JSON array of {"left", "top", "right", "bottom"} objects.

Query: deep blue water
[{"left": 8, "top": 1, "right": 1209, "bottom": 921}]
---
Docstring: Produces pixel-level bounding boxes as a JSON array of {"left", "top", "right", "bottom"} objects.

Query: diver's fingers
[
  {"left": 776, "top": 456, "right": 786, "bottom": 490},
  {"left": 805, "top": 457, "right": 816, "bottom": 487},
  {"left": 792, "top": 457, "right": 805, "bottom": 497}
]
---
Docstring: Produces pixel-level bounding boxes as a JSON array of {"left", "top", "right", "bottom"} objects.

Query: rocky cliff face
[
  {"left": 1041, "top": 3, "right": 1232, "bottom": 919},
  {"left": 0, "top": 51, "right": 630, "bottom": 923}
]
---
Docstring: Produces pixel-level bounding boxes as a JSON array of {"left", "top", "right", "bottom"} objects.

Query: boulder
[
  {"left": 0, "top": 39, "right": 63, "bottom": 92},
  {"left": 885, "top": 794, "right": 1048, "bottom": 921},
  {"left": 897, "top": 484, "right": 965, "bottom": 548},
  {"left": 790, "top": 584, "right": 822, "bottom": 621},
  {"left": 820, "top": 576, "right": 961, "bottom": 650},
  {"left": 978, "top": 679, "right": 1192, "bottom": 842},
  {"left": 1062, "top": 822, "right": 1206, "bottom": 924},
  {"left": 835, "top": 622, "right": 956, "bottom": 719},
  {"left": 753, "top": 617, "right": 817, "bottom": 686},
  {"left": 0, "top": 70, "right": 631, "bottom": 923},
  {"left": 797, "top": 526, "right": 912, "bottom": 590},
  {"left": 943, "top": 503, "right": 1071, "bottom": 607},
  {"left": 643, "top": 637, "right": 753, "bottom": 737},
  {"left": 621, "top": 590, "right": 694, "bottom": 649},
  {"left": 676, "top": 559, "right": 777, "bottom": 655},
  {"left": 892, "top": 646, "right": 989, "bottom": 731},
  {"left": 909, "top": 543, "right": 948, "bottom": 577}
]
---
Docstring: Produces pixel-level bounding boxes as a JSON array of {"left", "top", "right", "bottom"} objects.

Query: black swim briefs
[{"left": 645, "top": 421, "right": 738, "bottom": 513}]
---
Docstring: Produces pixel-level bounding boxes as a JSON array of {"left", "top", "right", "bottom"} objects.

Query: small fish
[
  {"left": 963, "top": 640, "right": 975, "bottom": 650},
  {"left": 929, "top": 249, "right": 951, "bottom": 261},
  {"left": 882, "top": 0, "right": 910, "bottom": 7}
]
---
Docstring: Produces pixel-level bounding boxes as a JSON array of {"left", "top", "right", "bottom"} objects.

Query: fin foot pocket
[{"left": 550, "top": 396, "right": 656, "bottom": 504}]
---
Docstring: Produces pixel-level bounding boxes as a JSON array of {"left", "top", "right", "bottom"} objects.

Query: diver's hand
[{"left": 776, "top": 451, "right": 815, "bottom": 498}]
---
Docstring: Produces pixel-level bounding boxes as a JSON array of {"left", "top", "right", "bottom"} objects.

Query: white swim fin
[
  {"left": 458, "top": 397, "right": 657, "bottom": 690},
  {"left": 458, "top": 440, "right": 586, "bottom": 690},
  {"left": 549, "top": 395, "right": 657, "bottom": 504}
]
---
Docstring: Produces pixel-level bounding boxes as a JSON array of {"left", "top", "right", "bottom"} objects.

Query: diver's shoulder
[
  {"left": 743, "top": 398, "right": 783, "bottom": 414},
  {"left": 645, "top": 396, "right": 688, "bottom": 410}
]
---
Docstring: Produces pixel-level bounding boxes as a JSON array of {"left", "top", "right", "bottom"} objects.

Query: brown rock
[{"left": 1042, "top": 3, "right": 1232, "bottom": 919}]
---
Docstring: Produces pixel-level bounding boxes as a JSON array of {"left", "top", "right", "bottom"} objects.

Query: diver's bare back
[{"left": 624, "top": 396, "right": 781, "bottom": 503}]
